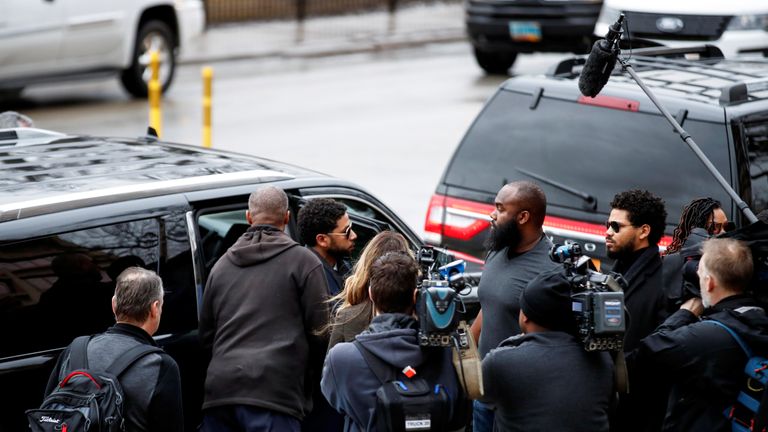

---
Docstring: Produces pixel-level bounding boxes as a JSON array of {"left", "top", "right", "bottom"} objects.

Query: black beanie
[{"left": 519, "top": 269, "right": 576, "bottom": 333}]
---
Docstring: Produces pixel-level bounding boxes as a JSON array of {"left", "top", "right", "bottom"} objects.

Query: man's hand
[{"left": 680, "top": 297, "right": 704, "bottom": 317}]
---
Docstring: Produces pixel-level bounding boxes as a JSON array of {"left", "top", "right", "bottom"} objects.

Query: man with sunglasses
[
  {"left": 298, "top": 198, "right": 358, "bottom": 298},
  {"left": 606, "top": 189, "right": 669, "bottom": 432}
]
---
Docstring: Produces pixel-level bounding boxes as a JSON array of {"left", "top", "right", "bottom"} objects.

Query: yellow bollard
[
  {"left": 202, "top": 66, "right": 213, "bottom": 148},
  {"left": 148, "top": 51, "right": 162, "bottom": 138}
]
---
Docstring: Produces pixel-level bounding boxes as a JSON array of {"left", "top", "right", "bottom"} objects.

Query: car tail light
[
  {"left": 424, "top": 194, "right": 494, "bottom": 244},
  {"left": 543, "top": 215, "right": 672, "bottom": 250}
]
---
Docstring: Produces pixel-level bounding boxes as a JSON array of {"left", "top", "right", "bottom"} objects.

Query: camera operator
[
  {"left": 482, "top": 268, "right": 614, "bottom": 431},
  {"left": 662, "top": 198, "right": 729, "bottom": 309},
  {"left": 605, "top": 189, "right": 669, "bottom": 432},
  {"left": 469, "top": 181, "right": 559, "bottom": 431},
  {"left": 320, "top": 252, "right": 465, "bottom": 432},
  {"left": 629, "top": 238, "right": 768, "bottom": 432}
]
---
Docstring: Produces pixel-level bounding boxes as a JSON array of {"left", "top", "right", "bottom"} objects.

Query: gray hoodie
[
  {"left": 199, "top": 225, "right": 330, "bottom": 419},
  {"left": 321, "top": 314, "right": 463, "bottom": 432}
]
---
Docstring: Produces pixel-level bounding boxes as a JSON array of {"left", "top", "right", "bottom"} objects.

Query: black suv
[
  {"left": 0, "top": 129, "right": 460, "bottom": 431},
  {"left": 425, "top": 45, "right": 768, "bottom": 267},
  {"left": 466, "top": 0, "right": 602, "bottom": 74}
]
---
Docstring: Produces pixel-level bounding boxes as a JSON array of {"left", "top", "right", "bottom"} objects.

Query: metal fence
[{"left": 205, "top": 0, "right": 458, "bottom": 24}]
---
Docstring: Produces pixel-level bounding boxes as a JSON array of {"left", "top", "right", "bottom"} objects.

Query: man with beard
[
  {"left": 298, "top": 198, "right": 357, "bottom": 297},
  {"left": 605, "top": 189, "right": 668, "bottom": 432},
  {"left": 297, "top": 198, "right": 357, "bottom": 432},
  {"left": 469, "top": 181, "right": 559, "bottom": 432}
]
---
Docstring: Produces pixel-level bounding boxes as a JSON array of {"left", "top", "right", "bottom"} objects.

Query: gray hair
[
  {"left": 114, "top": 267, "right": 164, "bottom": 322},
  {"left": 248, "top": 186, "right": 289, "bottom": 225},
  {"left": 700, "top": 238, "right": 753, "bottom": 292}
]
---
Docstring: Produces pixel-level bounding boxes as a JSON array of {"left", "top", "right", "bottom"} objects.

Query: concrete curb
[
  {"left": 178, "top": 2, "right": 466, "bottom": 65},
  {"left": 179, "top": 29, "right": 466, "bottom": 64}
]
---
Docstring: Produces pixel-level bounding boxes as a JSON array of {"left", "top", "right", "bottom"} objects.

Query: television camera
[
  {"left": 550, "top": 243, "right": 627, "bottom": 352},
  {"left": 415, "top": 246, "right": 480, "bottom": 347}
]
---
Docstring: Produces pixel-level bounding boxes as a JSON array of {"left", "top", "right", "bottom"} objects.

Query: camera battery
[{"left": 593, "top": 292, "right": 625, "bottom": 334}]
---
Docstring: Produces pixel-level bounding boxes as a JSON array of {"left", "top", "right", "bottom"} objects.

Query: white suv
[
  {"left": 594, "top": 0, "right": 768, "bottom": 58},
  {"left": 0, "top": 0, "right": 205, "bottom": 98}
]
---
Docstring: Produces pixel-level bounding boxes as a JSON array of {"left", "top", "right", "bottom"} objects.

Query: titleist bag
[{"left": 26, "top": 335, "right": 161, "bottom": 432}]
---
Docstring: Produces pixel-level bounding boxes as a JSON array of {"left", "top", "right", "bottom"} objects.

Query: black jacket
[
  {"left": 199, "top": 225, "right": 330, "bottom": 419},
  {"left": 630, "top": 294, "right": 768, "bottom": 432},
  {"left": 610, "top": 246, "right": 670, "bottom": 432},
  {"left": 611, "top": 246, "right": 669, "bottom": 352},
  {"left": 46, "top": 323, "right": 183, "bottom": 432},
  {"left": 483, "top": 331, "right": 614, "bottom": 432}
]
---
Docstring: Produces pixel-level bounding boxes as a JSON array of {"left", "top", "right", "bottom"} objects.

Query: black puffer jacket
[{"left": 630, "top": 294, "right": 768, "bottom": 432}]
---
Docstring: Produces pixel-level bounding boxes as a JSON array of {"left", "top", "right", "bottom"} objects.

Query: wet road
[{"left": 4, "top": 42, "right": 569, "bottom": 235}]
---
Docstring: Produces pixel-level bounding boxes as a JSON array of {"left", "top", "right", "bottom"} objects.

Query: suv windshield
[{"left": 444, "top": 89, "right": 733, "bottom": 224}]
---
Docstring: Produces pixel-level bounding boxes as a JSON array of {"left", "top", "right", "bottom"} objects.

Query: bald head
[
  {"left": 503, "top": 181, "right": 547, "bottom": 227},
  {"left": 247, "top": 186, "right": 289, "bottom": 227}
]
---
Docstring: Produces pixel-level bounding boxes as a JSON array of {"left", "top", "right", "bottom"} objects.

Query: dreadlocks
[{"left": 665, "top": 197, "right": 721, "bottom": 255}]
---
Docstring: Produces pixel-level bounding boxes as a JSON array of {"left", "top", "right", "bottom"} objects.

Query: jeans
[
  {"left": 473, "top": 400, "right": 495, "bottom": 432},
  {"left": 200, "top": 405, "right": 300, "bottom": 432}
]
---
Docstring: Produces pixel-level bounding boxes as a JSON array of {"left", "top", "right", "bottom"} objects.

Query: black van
[
  {"left": 0, "top": 129, "right": 461, "bottom": 432},
  {"left": 425, "top": 46, "right": 768, "bottom": 266}
]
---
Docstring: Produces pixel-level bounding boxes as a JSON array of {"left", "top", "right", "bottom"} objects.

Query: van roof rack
[{"left": 546, "top": 45, "right": 768, "bottom": 106}]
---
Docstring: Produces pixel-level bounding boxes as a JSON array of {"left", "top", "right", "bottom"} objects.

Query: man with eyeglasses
[
  {"left": 298, "top": 198, "right": 357, "bottom": 297},
  {"left": 605, "top": 189, "right": 669, "bottom": 432},
  {"left": 297, "top": 198, "right": 358, "bottom": 432}
]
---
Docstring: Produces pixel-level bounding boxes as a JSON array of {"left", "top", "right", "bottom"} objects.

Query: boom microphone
[{"left": 578, "top": 14, "right": 625, "bottom": 97}]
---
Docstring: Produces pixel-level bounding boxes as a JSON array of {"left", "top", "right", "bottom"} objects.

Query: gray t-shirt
[{"left": 477, "top": 235, "right": 558, "bottom": 358}]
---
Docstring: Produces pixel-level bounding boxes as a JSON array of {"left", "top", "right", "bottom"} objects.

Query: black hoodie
[
  {"left": 199, "top": 225, "right": 330, "bottom": 419},
  {"left": 630, "top": 294, "right": 768, "bottom": 432}
]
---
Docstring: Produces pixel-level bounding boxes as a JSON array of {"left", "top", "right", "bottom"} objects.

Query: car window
[
  {"left": 158, "top": 213, "right": 198, "bottom": 335},
  {"left": 444, "top": 90, "right": 733, "bottom": 224},
  {"left": 0, "top": 219, "right": 160, "bottom": 358},
  {"left": 197, "top": 208, "right": 250, "bottom": 276},
  {"left": 744, "top": 119, "right": 768, "bottom": 214}
]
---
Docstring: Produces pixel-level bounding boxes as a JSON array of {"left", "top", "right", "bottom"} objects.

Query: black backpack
[
  {"left": 353, "top": 341, "right": 451, "bottom": 432},
  {"left": 705, "top": 319, "right": 768, "bottom": 432},
  {"left": 26, "top": 335, "right": 163, "bottom": 432}
]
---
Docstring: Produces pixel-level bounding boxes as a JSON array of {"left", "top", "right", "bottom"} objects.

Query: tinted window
[
  {"left": 158, "top": 213, "right": 198, "bottom": 334},
  {"left": 0, "top": 219, "right": 160, "bottom": 357},
  {"left": 745, "top": 119, "right": 768, "bottom": 214},
  {"left": 445, "top": 90, "right": 732, "bottom": 223}
]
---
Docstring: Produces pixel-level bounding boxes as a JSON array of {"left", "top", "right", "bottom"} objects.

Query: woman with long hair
[{"left": 327, "top": 231, "right": 412, "bottom": 350}]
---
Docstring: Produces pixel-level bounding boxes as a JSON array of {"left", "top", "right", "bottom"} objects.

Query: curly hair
[
  {"left": 297, "top": 198, "right": 347, "bottom": 246},
  {"left": 610, "top": 189, "right": 668, "bottom": 246},
  {"left": 666, "top": 197, "right": 720, "bottom": 255}
]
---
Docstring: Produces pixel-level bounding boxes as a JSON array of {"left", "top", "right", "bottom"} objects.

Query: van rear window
[{"left": 443, "top": 89, "right": 733, "bottom": 224}]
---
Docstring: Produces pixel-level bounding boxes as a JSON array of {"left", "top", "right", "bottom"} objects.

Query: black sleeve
[
  {"left": 147, "top": 354, "right": 184, "bottom": 432},
  {"left": 44, "top": 347, "right": 70, "bottom": 396}
]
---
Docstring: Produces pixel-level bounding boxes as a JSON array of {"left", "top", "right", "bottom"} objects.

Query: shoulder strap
[
  {"left": 69, "top": 335, "right": 92, "bottom": 371},
  {"left": 106, "top": 343, "right": 164, "bottom": 377},
  {"left": 704, "top": 319, "right": 753, "bottom": 358},
  {"left": 353, "top": 340, "right": 397, "bottom": 384}
]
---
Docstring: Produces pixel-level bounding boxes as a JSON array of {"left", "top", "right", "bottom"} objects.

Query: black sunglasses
[{"left": 605, "top": 220, "right": 629, "bottom": 233}]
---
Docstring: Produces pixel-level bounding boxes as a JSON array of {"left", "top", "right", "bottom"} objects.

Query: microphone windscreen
[{"left": 578, "top": 41, "right": 618, "bottom": 97}]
